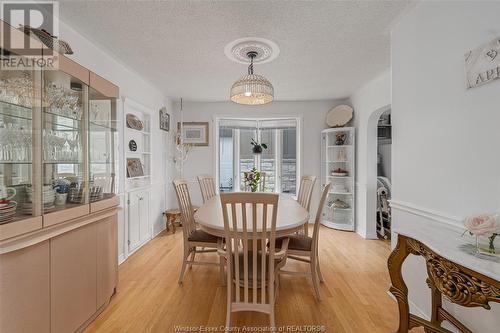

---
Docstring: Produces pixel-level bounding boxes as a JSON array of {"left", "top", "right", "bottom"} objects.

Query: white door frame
[
  {"left": 364, "top": 104, "right": 391, "bottom": 239},
  {"left": 213, "top": 116, "right": 302, "bottom": 194}
]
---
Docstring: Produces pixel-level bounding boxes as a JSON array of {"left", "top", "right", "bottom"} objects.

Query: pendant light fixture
[{"left": 230, "top": 51, "right": 274, "bottom": 105}]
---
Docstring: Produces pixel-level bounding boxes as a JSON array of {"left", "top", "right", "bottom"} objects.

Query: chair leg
[
  {"left": 189, "top": 248, "right": 196, "bottom": 269},
  {"left": 310, "top": 256, "right": 321, "bottom": 301},
  {"left": 225, "top": 279, "right": 232, "bottom": 329},
  {"left": 275, "top": 272, "right": 280, "bottom": 302},
  {"left": 316, "top": 256, "right": 325, "bottom": 283},
  {"left": 225, "top": 311, "right": 232, "bottom": 329},
  {"left": 269, "top": 309, "right": 275, "bottom": 330},
  {"left": 219, "top": 256, "right": 226, "bottom": 286},
  {"left": 178, "top": 247, "right": 190, "bottom": 284}
]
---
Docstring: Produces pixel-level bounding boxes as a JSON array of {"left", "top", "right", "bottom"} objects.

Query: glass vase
[{"left": 476, "top": 234, "right": 499, "bottom": 256}]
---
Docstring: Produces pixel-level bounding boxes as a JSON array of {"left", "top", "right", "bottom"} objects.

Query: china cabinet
[
  {"left": 0, "top": 20, "right": 119, "bottom": 333},
  {"left": 320, "top": 127, "right": 355, "bottom": 231},
  {"left": 0, "top": 45, "right": 119, "bottom": 235}
]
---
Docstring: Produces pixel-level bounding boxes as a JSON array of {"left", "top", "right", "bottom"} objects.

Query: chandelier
[{"left": 230, "top": 51, "right": 274, "bottom": 105}]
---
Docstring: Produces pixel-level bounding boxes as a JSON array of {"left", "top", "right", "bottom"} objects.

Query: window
[{"left": 216, "top": 117, "right": 300, "bottom": 194}]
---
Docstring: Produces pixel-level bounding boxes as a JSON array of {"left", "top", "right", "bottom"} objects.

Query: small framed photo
[
  {"left": 177, "top": 122, "right": 209, "bottom": 146},
  {"left": 159, "top": 107, "right": 170, "bottom": 131}
]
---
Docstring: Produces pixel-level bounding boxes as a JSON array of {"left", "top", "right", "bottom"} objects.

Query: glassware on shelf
[
  {"left": 0, "top": 72, "right": 34, "bottom": 108},
  {"left": 42, "top": 72, "right": 87, "bottom": 213},
  {"left": 42, "top": 129, "right": 81, "bottom": 162},
  {"left": 89, "top": 86, "right": 118, "bottom": 202},
  {"left": 68, "top": 182, "right": 85, "bottom": 204},
  {"left": 0, "top": 123, "right": 32, "bottom": 162},
  {"left": 44, "top": 82, "right": 83, "bottom": 120},
  {"left": 89, "top": 184, "right": 103, "bottom": 202}
]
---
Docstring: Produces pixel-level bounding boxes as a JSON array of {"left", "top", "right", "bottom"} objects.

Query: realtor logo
[{"left": 1, "top": 1, "right": 59, "bottom": 69}]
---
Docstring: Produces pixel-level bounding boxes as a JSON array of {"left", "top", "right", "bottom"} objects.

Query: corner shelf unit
[{"left": 320, "top": 127, "right": 355, "bottom": 231}]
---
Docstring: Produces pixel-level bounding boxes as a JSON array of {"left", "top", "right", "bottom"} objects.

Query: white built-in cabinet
[
  {"left": 127, "top": 189, "right": 151, "bottom": 254},
  {"left": 121, "top": 98, "right": 153, "bottom": 260}
]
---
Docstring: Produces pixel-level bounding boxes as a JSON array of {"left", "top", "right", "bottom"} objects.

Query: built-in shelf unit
[{"left": 320, "top": 127, "right": 355, "bottom": 231}]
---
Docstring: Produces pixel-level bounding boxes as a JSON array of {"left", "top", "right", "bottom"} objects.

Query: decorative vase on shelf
[{"left": 335, "top": 133, "right": 346, "bottom": 145}]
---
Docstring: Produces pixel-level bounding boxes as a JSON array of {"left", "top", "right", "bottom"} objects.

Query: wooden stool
[{"left": 163, "top": 206, "right": 199, "bottom": 234}]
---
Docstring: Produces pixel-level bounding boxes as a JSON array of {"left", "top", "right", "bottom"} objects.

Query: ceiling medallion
[
  {"left": 224, "top": 37, "right": 280, "bottom": 65},
  {"left": 230, "top": 51, "right": 274, "bottom": 105},
  {"left": 226, "top": 38, "right": 278, "bottom": 105}
]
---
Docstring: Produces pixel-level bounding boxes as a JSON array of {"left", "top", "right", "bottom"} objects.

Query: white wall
[
  {"left": 171, "top": 100, "right": 346, "bottom": 213},
  {"left": 58, "top": 21, "right": 174, "bottom": 261},
  {"left": 350, "top": 70, "right": 391, "bottom": 238},
  {"left": 391, "top": 1, "right": 500, "bottom": 331},
  {"left": 378, "top": 142, "right": 391, "bottom": 179}
]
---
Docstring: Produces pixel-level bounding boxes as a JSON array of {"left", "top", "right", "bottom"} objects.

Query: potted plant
[
  {"left": 251, "top": 139, "right": 267, "bottom": 154},
  {"left": 243, "top": 167, "right": 262, "bottom": 192}
]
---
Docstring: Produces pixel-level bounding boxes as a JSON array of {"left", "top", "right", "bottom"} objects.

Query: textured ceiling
[{"left": 59, "top": 0, "right": 411, "bottom": 102}]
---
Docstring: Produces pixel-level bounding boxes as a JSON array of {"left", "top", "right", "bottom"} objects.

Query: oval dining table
[{"left": 194, "top": 194, "right": 309, "bottom": 238}]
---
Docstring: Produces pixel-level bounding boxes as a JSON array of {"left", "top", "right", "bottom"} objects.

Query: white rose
[{"left": 464, "top": 214, "right": 500, "bottom": 236}]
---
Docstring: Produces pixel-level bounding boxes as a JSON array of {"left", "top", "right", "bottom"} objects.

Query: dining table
[{"left": 195, "top": 193, "right": 309, "bottom": 238}]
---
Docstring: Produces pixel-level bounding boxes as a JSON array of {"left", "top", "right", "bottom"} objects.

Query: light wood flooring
[{"left": 84, "top": 226, "right": 423, "bottom": 333}]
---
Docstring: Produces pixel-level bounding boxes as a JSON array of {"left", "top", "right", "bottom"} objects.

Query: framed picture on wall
[
  {"left": 159, "top": 107, "right": 170, "bottom": 131},
  {"left": 177, "top": 121, "right": 209, "bottom": 146}
]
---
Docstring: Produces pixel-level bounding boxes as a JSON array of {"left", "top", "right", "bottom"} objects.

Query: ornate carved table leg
[
  {"left": 388, "top": 234, "right": 412, "bottom": 333},
  {"left": 428, "top": 281, "right": 443, "bottom": 331}
]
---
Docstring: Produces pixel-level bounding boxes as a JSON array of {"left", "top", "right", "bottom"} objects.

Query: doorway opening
[{"left": 376, "top": 110, "right": 391, "bottom": 239}]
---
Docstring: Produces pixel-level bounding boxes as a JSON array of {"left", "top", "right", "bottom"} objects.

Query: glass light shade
[{"left": 230, "top": 74, "right": 274, "bottom": 105}]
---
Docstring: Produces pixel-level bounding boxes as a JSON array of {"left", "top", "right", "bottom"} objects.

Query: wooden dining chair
[
  {"left": 296, "top": 175, "right": 317, "bottom": 235},
  {"left": 173, "top": 179, "right": 225, "bottom": 285},
  {"left": 219, "top": 192, "right": 288, "bottom": 329},
  {"left": 197, "top": 175, "right": 217, "bottom": 204},
  {"left": 277, "top": 182, "right": 331, "bottom": 301}
]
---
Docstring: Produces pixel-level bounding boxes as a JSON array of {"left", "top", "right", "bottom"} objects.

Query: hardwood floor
[{"left": 84, "top": 226, "right": 422, "bottom": 333}]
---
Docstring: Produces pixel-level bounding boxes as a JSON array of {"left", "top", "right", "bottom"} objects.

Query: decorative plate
[
  {"left": 126, "top": 113, "right": 144, "bottom": 131},
  {"left": 126, "top": 158, "right": 144, "bottom": 178},
  {"left": 129, "top": 140, "right": 137, "bottom": 152},
  {"left": 326, "top": 105, "right": 353, "bottom": 128}
]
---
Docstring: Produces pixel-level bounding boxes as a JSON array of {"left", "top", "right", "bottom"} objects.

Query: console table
[{"left": 388, "top": 232, "right": 500, "bottom": 333}]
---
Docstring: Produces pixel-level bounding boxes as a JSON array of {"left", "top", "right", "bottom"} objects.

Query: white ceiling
[{"left": 59, "top": 0, "right": 411, "bottom": 102}]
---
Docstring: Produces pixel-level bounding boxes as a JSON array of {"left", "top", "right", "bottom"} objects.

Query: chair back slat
[
  {"left": 312, "top": 182, "right": 331, "bottom": 254},
  {"left": 197, "top": 175, "right": 217, "bottom": 203},
  {"left": 296, "top": 175, "right": 317, "bottom": 235},
  {"left": 297, "top": 175, "right": 317, "bottom": 212},
  {"left": 173, "top": 180, "right": 196, "bottom": 241},
  {"left": 220, "top": 192, "right": 279, "bottom": 307}
]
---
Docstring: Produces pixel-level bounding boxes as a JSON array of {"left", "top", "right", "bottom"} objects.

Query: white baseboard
[
  {"left": 118, "top": 253, "right": 126, "bottom": 265},
  {"left": 153, "top": 224, "right": 166, "bottom": 237},
  {"left": 387, "top": 291, "right": 429, "bottom": 320}
]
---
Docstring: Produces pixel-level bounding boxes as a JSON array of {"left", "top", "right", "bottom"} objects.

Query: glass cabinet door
[
  {"left": 42, "top": 70, "right": 87, "bottom": 213},
  {"left": 88, "top": 87, "right": 117, "bottom": 202},
  {"left": 0, "top": 65, "right": 41, "bottom": 224}
]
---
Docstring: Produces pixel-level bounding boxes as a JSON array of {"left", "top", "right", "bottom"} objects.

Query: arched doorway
[{"left": 363, "top": 104, "right": 391, "bottom": 239}]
